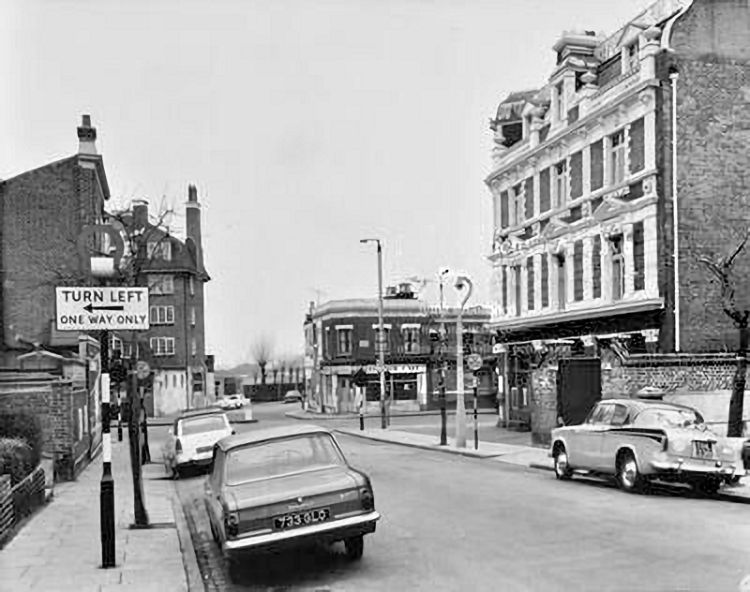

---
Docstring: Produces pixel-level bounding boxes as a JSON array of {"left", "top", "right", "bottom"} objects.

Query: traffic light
[
  {"left": 429, "top": 329, "right": 440, "bottom": 343},
  {"left": 110, "top": 361, "right": 127, "bottom": 385}
]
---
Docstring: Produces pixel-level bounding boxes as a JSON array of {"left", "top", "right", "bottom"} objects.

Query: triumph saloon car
[
  {"left": 162, "top": 408, "right": 234, "bottom": 478},
  {"left": 550, "top": 398, "right": 748, "bottom": 494},
  {"left": 204, "top": 425, "right": 380, "bottom": 576}
]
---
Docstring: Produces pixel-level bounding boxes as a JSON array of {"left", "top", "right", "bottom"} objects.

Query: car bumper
[
  {"left": 175, "top": 452, "right": 214, "bottom": 468},
  {"left": 223, "top": 511, "right": 380, "bottom": 554},
  {"left": 650, "top": 459, "right": 746, "bottom": 478}
]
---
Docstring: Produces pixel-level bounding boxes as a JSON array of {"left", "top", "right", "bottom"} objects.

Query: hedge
[
  {"left": 0, "top": 438, "right": 34, "bottom": 486},
  {"left": 0, "top": 413, "right": 43, "bottom": 468}
]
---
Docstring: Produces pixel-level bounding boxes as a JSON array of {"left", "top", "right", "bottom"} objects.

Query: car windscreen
[
  {"left": 180, "top": 415, "right": 227, "bottom": 435},
  {"left": 224, "top": 434, "right": 345, "bottom": 485},
  {"left": 632, "top": 407, "right": 704, "bottom": 429}
]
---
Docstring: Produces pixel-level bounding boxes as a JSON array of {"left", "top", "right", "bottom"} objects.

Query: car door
[
  {"left": 567, "top": 402, "right": 615, "bottom": 469},
  {"left": 596, "top": 403, "right": 631, "bottom": 473},
  {"left": 204, "top": 447, "right": 225, "bottom": 537}
]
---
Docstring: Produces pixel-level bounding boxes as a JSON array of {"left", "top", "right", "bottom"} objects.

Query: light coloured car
[
  {"left": 550, "top": 398, "right": 748, "bottom": 494},
  {"left": 163, "top": 409, "right": 234, "bottom": 479},
  {"left": 219, "top": 394, "right": 245, "bottom": 410},
  {"left": 283, "top": 390, "right": 303, "bottom": 404},
  {"left": 204, "top": 425, "right": 379, "bottom": 579}
]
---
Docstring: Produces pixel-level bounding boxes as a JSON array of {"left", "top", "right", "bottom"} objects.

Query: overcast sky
[{"left": 2, "top": 0, "right": 653, "bottom": 369}]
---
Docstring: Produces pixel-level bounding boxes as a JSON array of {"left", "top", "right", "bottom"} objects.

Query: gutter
[{"left": 670, "top": 70, "right": 680, "bottom": 352}]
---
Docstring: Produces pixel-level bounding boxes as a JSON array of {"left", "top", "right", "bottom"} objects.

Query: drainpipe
[{"left": 670, "top": 70, "right": 680, "bottom": 353}]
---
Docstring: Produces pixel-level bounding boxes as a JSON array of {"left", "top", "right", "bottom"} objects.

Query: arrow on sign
[{"left": 83, "top": 304, "right": 125, "bottom": 313}]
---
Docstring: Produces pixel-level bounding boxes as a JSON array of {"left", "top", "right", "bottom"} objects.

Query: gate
[{"left": 557, "top": 357, "right": 601, "bottom": 426}]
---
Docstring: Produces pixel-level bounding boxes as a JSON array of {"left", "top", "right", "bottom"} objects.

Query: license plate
[
  {"left": 196, "top": 446, "right": 213, "bottom": 453},
  {"left": 274, "top": 508, "right": 330, "bottom": 530},
  {"left": 693, "top": 441, "right": 714, "bottom": 459}
]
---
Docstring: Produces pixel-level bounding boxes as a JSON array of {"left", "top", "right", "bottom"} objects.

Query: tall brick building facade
[
  {"left": 485, "top": 0, "right": 750, "bottom": 442},
  {"left": 111, "top": 186, "right": 211, "bottom": 417}
]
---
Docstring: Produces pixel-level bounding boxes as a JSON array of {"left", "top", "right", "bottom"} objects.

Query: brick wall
[
  {"left": 0, "top": 376, "right": 90, "bottom": 481},
  {"left": 1, "top": 157, "right": 102, "bottom": 349},
  {"left": 660, "top": 0, "right": 750, "bottom": 353}
]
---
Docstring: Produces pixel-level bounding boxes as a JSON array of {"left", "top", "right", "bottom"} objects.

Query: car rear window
[
  {"left": 224, "top": 434, "right": 345, "bottom": 485},
  {"left": 633, "top": 407, "right": 704, "bottom": 428},
  {"left": 180, "top": 415, "right": 228, "bottom": 435}
]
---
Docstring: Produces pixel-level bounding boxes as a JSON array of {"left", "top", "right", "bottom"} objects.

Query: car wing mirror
[{"left": 557, "top": 416, "right": 566, "bottom": 427}]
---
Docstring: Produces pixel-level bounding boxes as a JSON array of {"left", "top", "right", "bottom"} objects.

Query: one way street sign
[{"left": 56, "top": 287, "right": 150, "bottom": 331}]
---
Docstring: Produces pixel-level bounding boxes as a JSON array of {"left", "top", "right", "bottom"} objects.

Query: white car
[
  {"left": 163, "top": 409, "right": 233, "bottom": 479},
  {"left": 219, "top": 394, "right": 245, "bottom": 410}
]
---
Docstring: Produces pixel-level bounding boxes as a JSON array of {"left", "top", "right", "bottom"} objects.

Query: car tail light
[
  {"left": 224, "top": 510, "right": 239, "bottom": 538},
  {"left": 175, "top": 439, "right": 182, "bottom": 454},
  {"left": 662, "top": 436, "right": 668, "bottom": 451},
  {"left": 360, "top": 487, "right": 375, "bottom": 511}
]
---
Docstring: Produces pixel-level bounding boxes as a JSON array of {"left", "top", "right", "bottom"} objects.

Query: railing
[{"left": 0, "top": 466, "right": 46, "bottom": 547}]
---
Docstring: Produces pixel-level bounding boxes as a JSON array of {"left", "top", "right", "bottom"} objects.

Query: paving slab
[{"left": 0, "top": 434, "right": 202, "bottom": 591}]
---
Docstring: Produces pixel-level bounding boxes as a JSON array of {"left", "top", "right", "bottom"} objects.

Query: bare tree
[
  {"left": 698, "top": 229, "right": 750, "bottom": 437},
  {"left": 251, "top": 337, "right": 273, "bottom": 385}
]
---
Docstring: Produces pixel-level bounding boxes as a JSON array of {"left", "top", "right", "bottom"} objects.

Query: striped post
[{"left": 100, "top": 335, "right": 116, "bottom": 568}]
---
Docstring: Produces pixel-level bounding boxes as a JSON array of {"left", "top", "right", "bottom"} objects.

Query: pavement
[{"left": 0, "top": 433, "right": 202, "bottom": 592}]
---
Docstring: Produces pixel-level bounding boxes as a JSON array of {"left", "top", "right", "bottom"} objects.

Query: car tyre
[
  {"left": 553, "top": 444, "right": 573, "bottom": 480},
  {"left": 344, "top": 536, "right": 364, "bottom": 560},
  {"left": 616, "top": 450, "right": 644, "bottom": 493}
]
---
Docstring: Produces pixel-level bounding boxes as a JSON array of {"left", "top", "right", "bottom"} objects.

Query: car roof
[
  {"left": 177, "top": 408, "right": 227, "bottom": 421},
  {"left": 598, "top": 398, "right": 698, "bottom": 414},
  {"left": 217, "top": 424, "right": 333, "bottom": 451}
]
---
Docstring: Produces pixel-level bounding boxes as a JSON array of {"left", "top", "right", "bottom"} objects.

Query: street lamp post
[
  {"left": 438, "top": 269, "right": 450, "bottom": 446},
  {"left": 360, "top": 238, "right": 387, "bottom": 429},
  {"left": 454, "top": 275, "right": 473, "bottom": 449}
]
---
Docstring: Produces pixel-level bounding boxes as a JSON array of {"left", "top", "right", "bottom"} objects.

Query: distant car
[
  {"left": 163, "top": 409, "right": 233, "bottom": 479},
  {"left": 219, "top": 394, "right": 245, "bottom": 410},
  {"left": 283, "top": 390, "right": 303, "bottom": 404},
  {"left": 204, "top": 425, "right": 380, "bottom": 578},
  {"left": 550, "top": 398, "right": 748, "bottom": 494}
]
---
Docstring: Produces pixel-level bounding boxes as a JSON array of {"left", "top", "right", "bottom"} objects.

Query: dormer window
[{"left": 499, "top": 121, "right": 523, "bottom": 148}]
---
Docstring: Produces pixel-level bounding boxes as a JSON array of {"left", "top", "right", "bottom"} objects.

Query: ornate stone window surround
[{"left": 486, "top": 78, "right": 658, "bottom": 182}]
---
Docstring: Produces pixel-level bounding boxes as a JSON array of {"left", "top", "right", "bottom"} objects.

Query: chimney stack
[
  {"left": 77, "top": 114, "right": 98, "bottom": 156},
  {"left": 185, "top": 184, "right": 203, "bottom": 271},
  {"left": 132, "top": 199, "right": 149, "bottom": 230}
]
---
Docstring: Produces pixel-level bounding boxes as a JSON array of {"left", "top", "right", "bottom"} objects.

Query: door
[
  {"left": 557, "top": 357, "right": 601, "bottom": 426},
  {"left": 597, "top": 402, "right": 632, "bottom": 473},
  {"left": 566, "top": 402, "right": 613, "bottom": 469}
]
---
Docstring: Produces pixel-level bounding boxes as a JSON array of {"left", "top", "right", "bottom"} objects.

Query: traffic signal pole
[{"left": 99, "top": 330, "right": 115, "bottom": 568}]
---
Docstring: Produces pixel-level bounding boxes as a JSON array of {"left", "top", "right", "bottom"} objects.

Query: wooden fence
[{"left": 0, "top": 466, "right": 46, "bottom": 547}]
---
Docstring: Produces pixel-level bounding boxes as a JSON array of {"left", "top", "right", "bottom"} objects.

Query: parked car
[
  {"left": 219, "top": 394, "right": 245, "bottom": 410},
  {"left": 283, "top": 390, "right": 303, "bottom": 404},
  {"left": 204, "top": 425, "right": 380, "bottom": 577},
  {"left": 163, "top": 409, "right": 234, "bottom": 479},
  {"left": 550, "top": 398, "right": 748, "bottom": 494}
]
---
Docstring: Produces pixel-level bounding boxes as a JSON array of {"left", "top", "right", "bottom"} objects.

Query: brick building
[
  {"left": 304, "top": 284, "right": 496, "bottom": 414},
  {"left": 110, "top": 186, "right": 212, "bottom": 417},
  {"left": 484, "top": 0, "right": 750, "bottom": 442},
  {"left": 0, "top": 116, "right": 110, "bottom": 476}
]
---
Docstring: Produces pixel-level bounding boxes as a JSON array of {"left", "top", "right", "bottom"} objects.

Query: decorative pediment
[
  {"left": 493, "top": 232, "right": 525, "bottom": 257},
  {"left": 540, "top": 218, "right": 570, "bottom": 241},
  {"left": 592, "top": 197, "right": 628, "bottom": 223},
  {"left": 616, "top": 23, "right": 647, "bottom": 47}
]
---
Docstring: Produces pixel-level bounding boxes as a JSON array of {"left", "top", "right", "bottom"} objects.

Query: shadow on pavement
[{"left": 558, "top": 473, "right": 731, "bottom": 501}]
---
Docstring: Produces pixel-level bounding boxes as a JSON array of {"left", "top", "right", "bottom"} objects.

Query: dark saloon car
[{"left": 204, "top": 425, "right": 380, "bottom": 575}]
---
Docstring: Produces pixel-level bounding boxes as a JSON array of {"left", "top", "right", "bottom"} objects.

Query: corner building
[{"left": 485, "top": 0, "right": 750, "bottom": 443}]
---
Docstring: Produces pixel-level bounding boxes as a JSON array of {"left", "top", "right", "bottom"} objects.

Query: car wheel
[
  {"left": 344, "top": 536, "right": 364, "bottom": 560},
  {"left": 616, "top": 451, "right": 644, "bottom": 493},
  {"left": 553, "top": 444, "right": 573, "bottom": 480}
]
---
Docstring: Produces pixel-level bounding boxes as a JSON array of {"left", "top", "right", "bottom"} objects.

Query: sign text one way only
[{"left": 56, "top": 287, "right": 150, "bottom": 331}]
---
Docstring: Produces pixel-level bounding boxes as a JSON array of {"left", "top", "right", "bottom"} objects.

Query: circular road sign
[
  {"left": 466, "top": 353, "right": 483, "bottom": 372},
  {"left": 136, "top": 361, "right": 151, "bottom": 380}
]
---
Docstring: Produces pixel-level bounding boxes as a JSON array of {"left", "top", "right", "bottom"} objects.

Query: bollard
[
  {"left": 439, "top": 377, "right": 447, "bottom": 446},
  {"left": 473, "top": 380, "right": 479, "bottom": 451},
  {"left": 100, "top": 373, "right": 116, "bottom": 568},
  {"left": 359, "top": 400, "right": 365, "bottom": 431}
]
